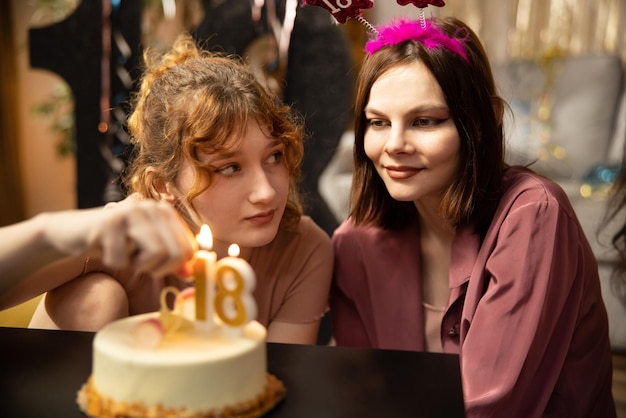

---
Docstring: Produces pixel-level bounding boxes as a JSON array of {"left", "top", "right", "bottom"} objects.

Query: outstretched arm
[{"left": 0, "top": 199, "right": 196, "bottom": 310}]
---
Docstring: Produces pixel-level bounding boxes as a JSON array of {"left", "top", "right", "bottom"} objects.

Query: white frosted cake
[{"left": 77, "top": 288, "right": 285, "bottom": 418}]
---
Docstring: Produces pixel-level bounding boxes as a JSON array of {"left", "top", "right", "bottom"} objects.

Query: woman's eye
[
  {"left": 366, "top": 119, "right": 388, "bottom": 128},
  {"left": 267, "top": 150, "right": 284, "bottom": 165},
  {"left": 414, "top": 117, "right": 449, "bottom": 128},
  {"left": 215, "top": 164, "right": 239, "bottom": 177}
]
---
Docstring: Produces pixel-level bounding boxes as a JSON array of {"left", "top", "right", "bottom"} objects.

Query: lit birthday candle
[
  {"left": 194, "top": 224, "right": 216, "bottom": 328},
  {"left": 214, "top": 243, "right": 257, "bottom": 328}
]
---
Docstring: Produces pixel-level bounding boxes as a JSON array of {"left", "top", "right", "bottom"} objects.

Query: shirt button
[{"left": 448, "top": 325, "right": 459, "bottom": 337}]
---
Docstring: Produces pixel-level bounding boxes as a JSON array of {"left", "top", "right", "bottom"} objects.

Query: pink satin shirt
[{"left": 331, "top": 166, "right": 616, "bottom": 417}]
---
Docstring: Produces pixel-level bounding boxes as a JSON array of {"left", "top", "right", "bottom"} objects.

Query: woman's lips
[
  {"left": 385, "top": 166, "right": 421, "bottom": 179},
  {"left": 246, "top": 210, "right": 275, "bottom": 225}
]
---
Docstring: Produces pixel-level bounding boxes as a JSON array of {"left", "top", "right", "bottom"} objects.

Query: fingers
[
  {"left": 130, "top": 201, "right": 196, "bottom": 278},
  {"left": 99, "top": 200, "right": 196, "bottom": 278},
  {"left": 98, "top": 216, "right": 130, "bottom": 267}
]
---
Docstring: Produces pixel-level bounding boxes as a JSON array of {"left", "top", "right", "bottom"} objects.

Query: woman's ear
[
  {"left": 154, "top": 182, "right": 179, "bottom": 204},
  {"left": 147, "top": 168, "right": 179, "bottom": 204}
]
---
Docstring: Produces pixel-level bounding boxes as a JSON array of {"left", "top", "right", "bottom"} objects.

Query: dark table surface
[{"left": 0, "top": 326, "right": 466, "bottom": 418}]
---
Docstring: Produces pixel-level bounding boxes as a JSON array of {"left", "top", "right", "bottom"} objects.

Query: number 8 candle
[{"left": 214, "top": 243, "right": 257, "bottom": 327}]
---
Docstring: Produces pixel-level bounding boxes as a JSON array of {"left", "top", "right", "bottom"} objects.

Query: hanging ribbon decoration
[
  {"left": 99, "top": 0, "right": 121, "bottom": 203},
  {"left": 100, "top": 0, "right": 136, "bottom": 203},
  {"left": 277, "top": 0, "right": 298, "bottom": 86},
  {"left": 248, "top": 0, "right": 298, "bottom": 98},
  {"left": 99, "top": 0, "right": 111, "bottom": 138}
]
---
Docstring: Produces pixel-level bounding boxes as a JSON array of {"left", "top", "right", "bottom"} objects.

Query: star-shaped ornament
[
  {"left": 301, "top": 0, "right": 375, "bottom": 24},
  {"left": 396, "top": 0, "right": 446, "bottom": 7}
]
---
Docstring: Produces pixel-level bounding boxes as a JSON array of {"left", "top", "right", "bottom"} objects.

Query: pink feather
[{"left": 365, "top": 18, "right": 469, "bottom": 63}]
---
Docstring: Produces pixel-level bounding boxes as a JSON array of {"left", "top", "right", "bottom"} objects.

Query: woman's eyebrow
[
  {"left": 263, "top": 138, "right": 285, "bottom": 150},
  {"left": 364, "top": 103, "right": 449, "bottom": 115}
]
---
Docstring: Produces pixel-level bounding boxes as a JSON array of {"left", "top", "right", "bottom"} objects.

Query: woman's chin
[{"left": 234, "top": 225, "right": 280, "bottom": 249}]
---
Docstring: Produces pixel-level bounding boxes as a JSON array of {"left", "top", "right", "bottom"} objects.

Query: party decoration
[
  {"left": 366, "top": 18, "right": 469, "bottom": 62},
  {"left": 131, "top": 318, "right": 165, "bottom": 349},
  {"left": 131, "top": 287, "right": 194, "bottom": 348},
  {"left": 396, "top": 0, "right": 445, "bottom": 7},
  {"left": 301, "top": 0, "right": 374, "bottom": 24}
]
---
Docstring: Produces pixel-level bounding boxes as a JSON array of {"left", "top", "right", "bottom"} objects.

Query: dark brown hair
[
  {"left": 604, "top": 163, "right": 626, "bottom": 300},
  {"left": 350, "top": 17, "right": 506, "bottom": 233}
]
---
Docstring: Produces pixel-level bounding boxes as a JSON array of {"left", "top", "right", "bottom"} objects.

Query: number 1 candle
[{"left": 194, "top": 225, "right": 216, "bottom": 328}]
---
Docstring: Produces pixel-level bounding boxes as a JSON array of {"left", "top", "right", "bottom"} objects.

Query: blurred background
[
  {"left": 2, "top": 1, "right": 626, "bottom": 411},
  {"left": 2, "top": 0, "right": 625, "bottom": 223}
]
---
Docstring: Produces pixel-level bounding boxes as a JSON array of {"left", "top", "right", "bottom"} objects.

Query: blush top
[{"left": 87, "top": 215, "right": 333, "bottom": 327}]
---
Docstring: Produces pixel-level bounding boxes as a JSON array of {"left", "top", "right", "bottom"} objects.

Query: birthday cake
[
  {"left": 77, "top": 233, "right": 285, "bottom": 418},
  {"left": 77, "top": 313, "right": 284, "bottom": 417}
]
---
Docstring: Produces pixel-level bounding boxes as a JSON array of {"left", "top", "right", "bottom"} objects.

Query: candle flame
[
  {"left": 196, "top": 224, "right": 213, "bottom": 250},
  {"left": 228, "top": 243, "right": 240, "bottom": 257}
]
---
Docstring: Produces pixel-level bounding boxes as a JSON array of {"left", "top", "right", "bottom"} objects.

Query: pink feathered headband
[
  {"left": 366, "top": 18, "right": 469, "bottom": 63},
  {"left": 300, "top": 1, "right": 469, "bottom": 63}
]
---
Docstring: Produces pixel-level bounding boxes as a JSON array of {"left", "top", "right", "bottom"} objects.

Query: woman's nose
[
  {"left": 248, "top": 168, "right": 276, "bottom": 203},
  {"left": 384, "top": 126, "right": 414, "bottom": 155}
]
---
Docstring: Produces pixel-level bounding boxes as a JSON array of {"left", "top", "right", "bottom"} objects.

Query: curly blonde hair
[{"left": 123, "top": 34, "right": 304, "bottom": 230}]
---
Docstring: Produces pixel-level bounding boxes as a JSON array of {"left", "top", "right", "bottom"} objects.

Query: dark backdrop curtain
[{"left": 0, "top": 1, "right": 26, "bottom": 226}]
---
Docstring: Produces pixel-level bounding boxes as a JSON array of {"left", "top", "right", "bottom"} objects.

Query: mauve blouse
[{"left": 331, "top": 166, "right": 616, "bottom": 417}]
